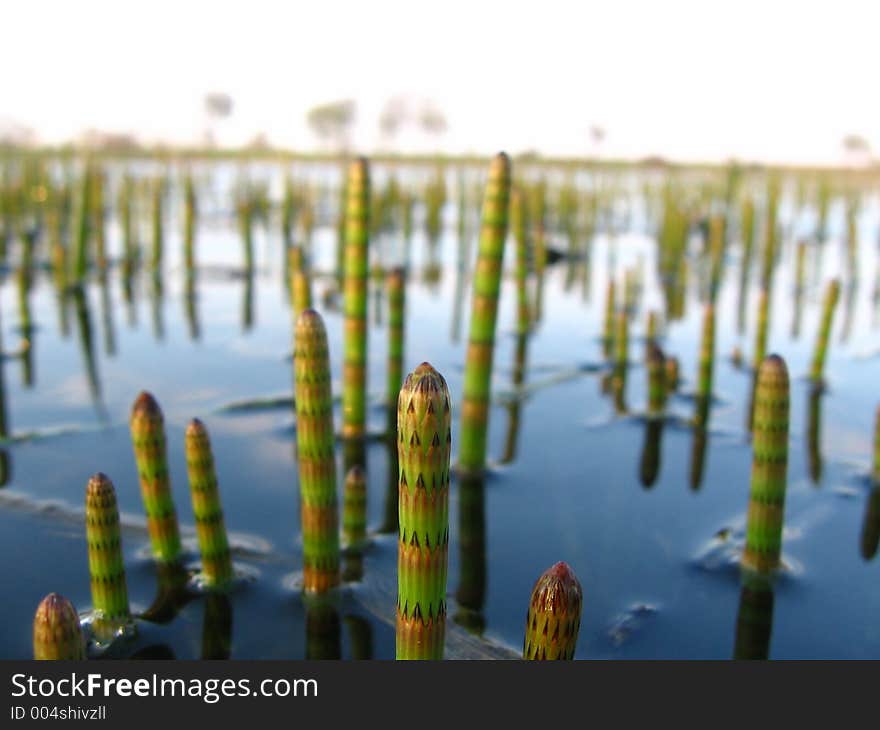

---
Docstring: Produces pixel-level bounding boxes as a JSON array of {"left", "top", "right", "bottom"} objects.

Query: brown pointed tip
[
  {"left": 530, "top": 562, "right": 583, "bottom": 614},
  {"left": 132, "top": 391, "right": 161, "bottom": 415},
  {"left": 296, "top": 307, "right": 325, "bottom": 329},
  {"left": 86, "top": 472, "right": 115, "bottom": 498},
  {"left": 758, "top": 354, "right": 789, "bottom": 387},
  {"left": 489, "top": 152, "right": 511, "bottom": 179},
  {"left": 35, "top": 593, "right": 79, "bottom": 626},
  {"left": 347, "top": 157, "right": 370, "bottom": 181},
  {"left": 186, "top": 418, "right": 207, "bottom": 437},
  {"left": 402, "top": 362, "right": 449, "bottom": 398},
  {"left": 345, "top": 464, "right": 365, "bottom": 483}
]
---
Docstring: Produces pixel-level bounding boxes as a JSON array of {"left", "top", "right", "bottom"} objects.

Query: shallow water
[{"left": 1, "top": 161, "right": 879, "bottom": 659}]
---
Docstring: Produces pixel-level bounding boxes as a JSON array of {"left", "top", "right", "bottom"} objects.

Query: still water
[{"left": 1, "top": 160, "right": 878, "bottom": 659}]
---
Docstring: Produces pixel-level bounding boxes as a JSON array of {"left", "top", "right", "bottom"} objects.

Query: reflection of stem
[
  {"left": 16, "top": 268, "right": 34, "bottom": 388},
  {"left": 0, "top": 301, "right": 10, "bottom": 487},
  {"left": 639, "top": 419, "right": 664, "bottom": 489},
  {"left": 454, "top": 473, "right": 486, "bottom": 635},
  {"left": 807, "top": 384, "right": 823, "bottom": 485},
  {"left": 139, "top": 561, "right": 191, "bottom": 625},
  {"left": 184, "top": 272, "right": 200, "bottom": 340},
  {"left": 150, "top": 272, "right": 164, "bottom": 341},
  {"left": 500, "top": 333, "right": 529, "bottom": 464},
  {"left": 378, "top": 432, "right": 398, "bottom": 535},
  {"left": 201, "top": 593, "right": 233, "bottom": 660},
  {"left": 72, "top": 286, "right": 103, "bottom": 410},
  {"left": 343, "top": 615, "right": 373, "bottom": 660},
  {"left": 861, "top": 487, "right": 880, "bottom": 561},
  {"left": 733, "top": 573, "right": 774, "bottom": 660},
  {"left": 99, "top": 271, "right": 116, "bottom": 357},
  {"left": 241, "top": 272, "right": 254, "bottom": 332},
  {"left": 690, "top": 396, "right": 710, "bottom": 491},
  {"left": 305, "top": 599, "right": 341, "bottom": 660}
]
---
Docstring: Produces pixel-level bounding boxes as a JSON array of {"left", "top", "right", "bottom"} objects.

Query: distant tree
[
  {"left": 203, "top": 92, "right": 234, "bottom": 147},
  {"left": 307, "top": 99, "right": 356, "bottom": 152},
  {"left": 379, "top": 96, "right": 408, "bottom": 147},
  {"left": 842, "top": 133, "right": 872, "bottom": 166},
  {"left": 418, "top": 102, "right": 447, "bottom": 136}
]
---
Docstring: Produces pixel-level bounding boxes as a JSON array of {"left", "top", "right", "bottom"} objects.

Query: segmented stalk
[
  {"left": 809, "top": 278, "right": 840, "bottom": 383},
  {"left": 150, "top": 178, "right": 163, "bottom": 272},
  {"left": 185, "top": 418, "right": 233, "bottom": 589},
  {"left": 733, "top": 574, "right": 773, "bottom": 660},
  {"left": 342, "top": 465, "right": 367, "bottom": 551},
  {"left": 33, "top": 593, "right": 86, "bottom": 660},
  {"left": 290, "top": 246, "right": 312, "bottom": 319},
  {"left": 293, "top": 309, "right": 340, "bottom": 594},
  {"left": 697, "top": 303, "right": 715, "bottom": 400},
  {"left": 511, "top": 186, "right": 530, "bottom": 333},
  {"left": 183, "top": 174, "right": 196, "bottom": 272},
  {"left": 396, "top": 363, "right": 451, "bottom": 660},
  {"left": 752, "top": 288, "right": 769, "bottom": 370},
  {"left": 459, "top": 153, "right": 511, "bottom": 473},
  {"left": 602, "top": 278, "right": 616, "bottom": 357},
  {"left": 342, "top": 157, "right": 370, "bottom": 439},
  {"left": 386, "top": 267, "right": 406, "bottom": 423},
  {"left": 742, "top": 355, "right": 790, "bottom": 574},
  {"left": 523, "top": 562, "right": 583, "bottom": 660},
  {"left": 130, "top": 392, "right": 181, "bottom": 563},
  {"left": 85, "top": 473, "right": 130, "bottom": 622}
]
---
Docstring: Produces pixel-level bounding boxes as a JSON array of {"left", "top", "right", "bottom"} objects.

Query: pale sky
[{"left": 1, "top": 0, "right": 877, "bottom": 163}]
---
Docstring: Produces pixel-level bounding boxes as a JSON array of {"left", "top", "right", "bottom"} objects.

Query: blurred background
[{"left": 2, "top": 0, "right": 877, "bottom": 165}]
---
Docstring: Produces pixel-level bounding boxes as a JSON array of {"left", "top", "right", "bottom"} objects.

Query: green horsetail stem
[
  {"left": 33, "top": 593, "right": 86, "bottom": 660},
  {"left": 85, "top": 473, "right": 130, "bottom": 623},
  {"left": 91, "top": 170, "right": 106, "bottom": 272},
  {"left": 752, "top": 288, "right": 769, "bottom": 370},
  {"left": 386, "top": 267, "right": 406, "bottom": 432},
  {"left": 150, "top": 178, "right": 163, "bottom": 272},
  {"left": 130, "top": 392, "right": 182, "bottom": 563},
  {"left": 602, "top": 278, "right": 616, "bottom": 358},
  {"left": 733, "top": 573, "right": 774, "bottom": 660},
  {"left": 237, "top": 190, "right": 254, "bottom": 275},
  {"left": 72, "top": 166, "right": 91, "bottom": 283},
  {"left": 742, "top": 355, "right": 790, "bottom": 574},
  {"left": 523, "top": 562, "right": 583, "bottom": 660},
  {"left": 183, "top": 174, "right": 196, "bottom": 272},
  {"left": 645, "top": 310, "right": 659, "bottom": 347},
  {"left": 342, "top": 465, "right": 367, "bottom": 551},
  {"left": 342, "top": 158, "right": 370, "bottom": 439},
  {"left": 459, "top": 153, "right": 511, "bottom": 473},
  {"left": 511, "top": 186, "right": 531, "bottom": 334},
  {"left": 809, "top": 278, "right": 840, "bottom": 383},
  {"left": 397, "top": 363, "right": 451, "bottom": 660},
  {"left": 185, "top": 419, "right": 233, "bottom": 589},
  {"left": 293, "top": 309, "right": 340, "bottom": 594},
  {"left": 289, "top": 246, "right": 312, "bottom": 319},
  {"left": 697, "top": 303, "right": 715, "bottom": 400}
]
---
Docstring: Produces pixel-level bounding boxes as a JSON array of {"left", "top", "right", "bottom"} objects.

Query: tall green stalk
[
  {"left": 458, "top": 153, "right": 511, "bottom": 473},
  {"left": 742, "top": 355, "right": 790, "bottom": 574},
  {"left": 130, "top": 392, "right": 181, "bottom": 563},
  {"left": 185, "top": 418, "right": 233, "bottom": 590},
  {"left": 523, "top": 562, "right": 582, "bottom": 660},
  {"left": 396, "top": 362, "right": 451, "bottom": 660},
  {"left": 386, "top": 267, "right": 406, "bottom": 425},
  {"left": 342, "top": 158, "right": 370, "bottom": 440},
  {"left": 342, "top": 464, "right": 367, "bottom": 551},
  {"left": 183, "top": 174, "right": 196, "bottom": 272},
  {"left": 293, "top": 309, "right": 340, "bottom": 594},
  {"left": 809, "top": 278, "right": 840, "bottom": 383},
  {"left": 85, "top": 473, "right": 130, "bottom": 624},
  {"left": 752, "top": 288, "right": 769, "bottom": 370},
  {"left": 602, "top": 278, "right": 616, "bottom": 358}
]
